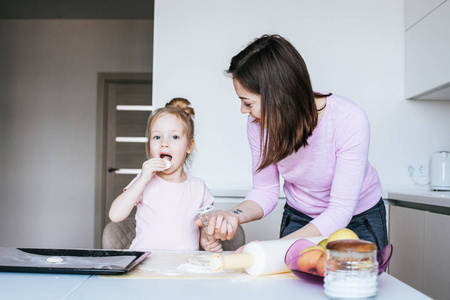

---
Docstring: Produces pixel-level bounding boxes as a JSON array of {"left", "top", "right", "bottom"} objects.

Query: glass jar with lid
[{"left": 324, "top": 239, "right": 378, "bottom": 299}]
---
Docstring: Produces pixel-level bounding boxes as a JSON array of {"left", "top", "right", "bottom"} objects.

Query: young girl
[{"left": 109, "top": 98, "right": 222, "bottom": 252}]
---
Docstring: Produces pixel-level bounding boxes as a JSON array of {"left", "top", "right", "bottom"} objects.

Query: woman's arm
[
  {"left": 194, "top": 200, "right": 263, "bottom": 240},
  {"left": 281, "top": 222, "right": 322, "bottom": 239},
  {"left": 207, "top": 200, "right": 264, "bottom": 240},
  {"left": 227, "top": 200, "right": 264, "bottom": 224}
]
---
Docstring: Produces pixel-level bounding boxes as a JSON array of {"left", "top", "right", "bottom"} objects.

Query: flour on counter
[
  {"left": 188, "top": 254, "right": 211, "bottom": 266},
  {"left": 135, "top": 252, "right": 249, "bottom": 278},
  {"left": 178, "top": 262, "right": 213, "bottom": 273}
]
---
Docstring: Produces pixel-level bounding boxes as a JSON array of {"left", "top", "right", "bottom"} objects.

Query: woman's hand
[
  {"left": 195, "top": 210, "right": 239, "bottom": 241},
  {"left": 211, "top": 211, "right": 239, "bottom": 240},
  {"left": 210, "top": 210, "right": 239, "bottom": 241},
  {"left": 140, "top": 158, "right": 168, "bottom": 182},
  {"left": 195, "top": 201, "right": 264, "bottom": 241}
]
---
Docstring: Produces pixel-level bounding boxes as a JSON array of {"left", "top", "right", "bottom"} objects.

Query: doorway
[{"left": 94, "top": 73, "right": 152, "bottom": 248}]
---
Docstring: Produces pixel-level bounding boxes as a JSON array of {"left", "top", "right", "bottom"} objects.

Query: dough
[
  {"left": 163, "top": 159, "right": 172, "bottom": 170},
  {"left": 46, "top": 256, "right": 64, "bottom": 264}
]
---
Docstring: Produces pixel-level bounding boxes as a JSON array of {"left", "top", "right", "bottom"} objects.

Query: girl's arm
[
  {"left": 108, "top": 176, "right": 148, "bottom": 222},
  {"left": 108, "top": 158, "right": 167, "bottom": 222}
]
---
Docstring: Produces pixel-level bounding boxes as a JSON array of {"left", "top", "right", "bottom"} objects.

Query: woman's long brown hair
[{"left": 227, "top": 34, "right": 329, "bottom": 172}]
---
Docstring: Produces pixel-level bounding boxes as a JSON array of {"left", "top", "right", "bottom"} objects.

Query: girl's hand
[
  {"left": 139, "top": 158, "right": 168, "bottom": 182},
  {"left": 200, "top": 234, "right": 223, "bottom": 253}
]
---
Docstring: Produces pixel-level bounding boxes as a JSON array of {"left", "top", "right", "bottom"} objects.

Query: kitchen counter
[
  {"left": 383, "top": 185, "right": 450, "bottom": 211},
  {"left": 0, "top": 251, "right": 430, "bottom": 300},
  {"left": 0, "top": 272, "right": 90, "bottom": 300},
  {"left": 384, "top": 185, "right": 450, "bottom": 299},
  {"left": 65, "top": 272, "right": 430, "bottom": 300}
]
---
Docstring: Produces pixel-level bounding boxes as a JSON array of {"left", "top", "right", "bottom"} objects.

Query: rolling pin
[{"left": 211, "top": 236, "right": 325, "bottom": 276}]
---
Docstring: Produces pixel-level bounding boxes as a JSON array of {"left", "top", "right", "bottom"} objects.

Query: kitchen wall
[
  {"left": 152, "top": 0, "right": 450, "bottom": 192},
  {"left": 1, "top": 0, "right": 450, "bottom": 248},
  {"left": 152, "top": 0, "right": 450, "bottom": 241},
  {"left": 0, "top": 20, "right": 153, "bottom": 248}
]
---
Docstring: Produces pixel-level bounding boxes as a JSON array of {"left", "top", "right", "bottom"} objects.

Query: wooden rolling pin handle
[{"left": 210, "top": 253, "right": 254, "bottom": 272}]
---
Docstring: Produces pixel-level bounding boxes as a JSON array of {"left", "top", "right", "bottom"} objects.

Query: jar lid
[{"left": 326, "top": 239, "right": 377, "bottom": 253}]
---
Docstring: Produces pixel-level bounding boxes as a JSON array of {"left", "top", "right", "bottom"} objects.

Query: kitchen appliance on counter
[{"left": 430, "top": 151, "right": 450, "bottom": 191}]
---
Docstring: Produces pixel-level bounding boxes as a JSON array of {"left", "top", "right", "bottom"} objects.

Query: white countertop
[
  {"left": 60, "top": 252, "right": 432, "bottom": 300},
  {"left": 383, "top": 185, "right": 450, "bottom": 208},
  {"left": 63, "top": 272, "right": 431, "bottom": 300}
]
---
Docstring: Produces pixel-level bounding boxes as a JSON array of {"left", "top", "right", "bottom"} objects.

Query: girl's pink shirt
[
  {"left": 126, "top": 173, "right": 214, "bottom": 251},
  {"left": 245, "top": 94, "right": 382, "bottom": 236}
]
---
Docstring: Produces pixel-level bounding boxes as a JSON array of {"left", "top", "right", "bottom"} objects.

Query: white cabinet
[
  {"left": 423, "top": 211, "right": 450, "bottom": 298},
  {"left": 389, "top": 205, "right": 450, "bottom": 300},
  {"left": 405, "top": 0, "right": 450, "bottom": 100},
  {"left": 388, "top": 206, "right": 425, "bottom": 291}
]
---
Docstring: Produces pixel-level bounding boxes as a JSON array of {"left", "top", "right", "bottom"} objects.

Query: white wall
[
  {"left": 0, "top": 20, "right": 153, "bottom": 248},
  {"left": 153, "top": 0, "right": 450, "bottom": 193}
]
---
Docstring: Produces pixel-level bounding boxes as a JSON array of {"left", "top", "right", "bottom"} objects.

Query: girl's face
[
  {"left": 233, "top": 78, "right": 261, "bottom": 122},
  {"left": 149, "top": 113, "right": 194, "bottom": 172}
]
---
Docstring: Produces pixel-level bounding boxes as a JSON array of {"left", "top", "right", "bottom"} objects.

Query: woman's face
[{"left": 233, "top": 78, "right": 261, "bottom": 122}]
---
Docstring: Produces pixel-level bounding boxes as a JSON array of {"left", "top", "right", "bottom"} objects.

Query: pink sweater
[{"left": 245, "top": 94, "right": 382, "bottom": 236}]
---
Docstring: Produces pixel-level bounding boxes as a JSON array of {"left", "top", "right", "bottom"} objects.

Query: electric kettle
[{"left": 430, "top": 151, "right": 450, "bottom": 191}]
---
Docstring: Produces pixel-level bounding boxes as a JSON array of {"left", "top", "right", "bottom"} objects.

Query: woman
[{"left": 199, "top": 34, "right": 388, "bottom": 250}]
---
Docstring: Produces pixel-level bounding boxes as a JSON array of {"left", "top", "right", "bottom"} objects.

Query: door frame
[{"left": 94, "top": 72, "right": 152, "bottom": 248}]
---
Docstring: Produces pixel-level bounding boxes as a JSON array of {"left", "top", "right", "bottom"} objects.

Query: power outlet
[{"left": 407, "top": 163, "right": 428, "bottom": 177}]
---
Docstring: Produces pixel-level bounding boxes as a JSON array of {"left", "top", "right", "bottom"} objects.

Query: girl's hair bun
[{"left": 166, "top": 97, "right": 195, "bottom": 118}]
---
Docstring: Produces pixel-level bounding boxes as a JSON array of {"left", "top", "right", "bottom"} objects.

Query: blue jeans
[{"left": 280, "top": 198, "right": 389, "bottom": 250}]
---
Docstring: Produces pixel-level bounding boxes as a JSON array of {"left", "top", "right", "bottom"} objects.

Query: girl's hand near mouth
[{"left": 140, "top": 158, "right": 170, "bottom": 182}]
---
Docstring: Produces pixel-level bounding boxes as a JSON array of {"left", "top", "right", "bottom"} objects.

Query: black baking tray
[{"left": 0, "top": 248, "right": 150, "bottom": 275}]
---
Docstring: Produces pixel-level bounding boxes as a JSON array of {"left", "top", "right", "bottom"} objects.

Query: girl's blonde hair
[{"left": 145, "top": 98, "right": 195, "bottom": 161}]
